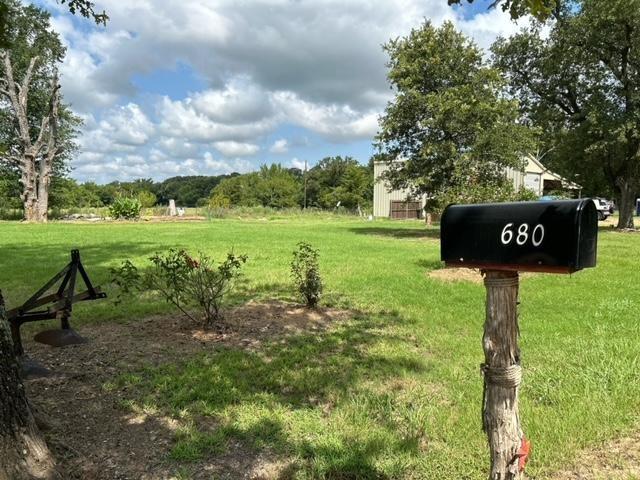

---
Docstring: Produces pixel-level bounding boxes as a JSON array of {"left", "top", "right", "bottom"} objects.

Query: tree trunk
[
  {"left": 1, "top": 54, "right": 59, "bottom": 224},
  {"left": 482, "top": 271, "right": 526, "bottom": 480},
  {"left": 0, "top": 292, "right": 57, "bottom": 480},
  {"left": 615, "top": 180, "right": 636, "bottom": 229},
  {"left": 36, "top": 176, "right": 50, "bottom": 223},
  {"left": 20, "top": 160, "right": 38, "bottom": 222}
]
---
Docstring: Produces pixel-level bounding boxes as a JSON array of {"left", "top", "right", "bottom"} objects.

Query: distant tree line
[
  {"left": 0, "top": 173, "right": 234, "bottom": 211},
  {"left": 210, "top": 157, "right": 373, "bottom": 211},
  {"left": 0, "top": 156, "right": 373, "bottom": 213}
]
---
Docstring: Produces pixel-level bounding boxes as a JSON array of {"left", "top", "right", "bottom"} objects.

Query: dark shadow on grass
[
  {"left": 232, "top": 281, "right": 294, "bottom": 304},
  {"left": 416, "top": 259, "right": 445, "bottom": 271},
  {"left": 0, "top": 242, "right": 167, "bottom": 292},
  {"left": 0, "top": 241, "right": 197, "bottom": 339},
  {"left": 598, "top": 224, "right": 639, "bottom": 233},
  {"left": 117, "top": 310, "right": 427, "bottom": 478},
  {"left": 349, "top": 226, "right": 440, "bottom": 240}
]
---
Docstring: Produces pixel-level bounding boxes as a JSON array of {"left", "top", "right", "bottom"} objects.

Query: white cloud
[
  {"left": 52, "top": 0, "right": 528, "bottom": 182},
  {"left": 213, "top": 141, "right": 260, "bottom": 157},
  {"left": 269, "top": 138, "right": 289, "bottom": 154},
  {"left": 272, "top": 92, "right": 379, "bottom": 141},
  {"left": 157, "top": 95, "right": 278, "bottom": 143},
  {"left": 157, "top": 137, "right": 199, "bottom": 159},
  {"left": 55, "top": 0, "right": 520, "bottom": 112},
  {"left": 203, "top": 152, "right": 253, "bottom": 174},
  {"left": 102, "top": 103, "right": 154, "bottom": 146},
  {"left": 72, "top": 150, "right": 254, "bottom": 183},
  {"left": 457, "top": 8, "right": 531, "bottom": 51},
  {"left": 190, "top": 81, "right": 274, "bottom": 124},
  {"left": 290, "top": 157, "right": 307, "bottom": 170}
]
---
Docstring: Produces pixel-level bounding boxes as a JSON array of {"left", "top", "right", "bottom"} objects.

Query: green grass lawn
[{"left": 1, "top": 218, "right": 639, "bottom": 478}]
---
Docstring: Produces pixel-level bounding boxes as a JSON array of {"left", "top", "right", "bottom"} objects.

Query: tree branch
[
  {"left": 19, "top": 56, "right": 38, "bottom": 111},
  {"left": 31, "top": 116, "right": 50, "bottom": 157},
  {"left": 1, "top": 53, "right": 32, "bottom": 148},
  {"left": 44, "top": 71, "right": 61, "bottom": 175}
]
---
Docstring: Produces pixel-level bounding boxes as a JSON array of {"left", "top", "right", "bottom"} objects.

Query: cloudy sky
[{"left": 37, "top": 0, "right": 525, "bottom": 183}]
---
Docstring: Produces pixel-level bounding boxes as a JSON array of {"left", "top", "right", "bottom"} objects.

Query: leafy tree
[
  {"left": 375, "top": 21, "right": 535, "bottom": 212},
  {"left": 211, "top": 164, "right": 301, "bottom": 208},
  {"left": 49, "top": 176, "right": 80, "bottom": 209},
  {"left": 0, "top": 0, "right": 81, "bottom": 221},
  {"left": 255, "top": 164, "right": 301, "bottom": 208},
  {"left": 493, "top": 0, "right": 640, "bottom": 228},
  {"left": 0, "top": 0, "right": 107, "bottom": 48},
  {"left": 154, "top": 175, "right": 232, "bottom": 207},
  {"left": 76, "top": 181, "right": 105, "bottom": 207},
  {"left": 306, "top": 156, "right": 372, "bottom": 210},
  {"left": 448, "top": 0, "right": 562, "bottom": 20},
  {"left": 208, "top": 191, "right": 231, "bottom": 209},
  {"left": 137, "top": 190, "right": 157, "bottom": 208},
  {"left": 58, "top": 0, "right": 108, "bottom": 25},
  {"left": 210, "top": 173, "right": 261, "bottom": 207},
  {"left": 0, "top": 164, "right": 20, "bottom": 209}
]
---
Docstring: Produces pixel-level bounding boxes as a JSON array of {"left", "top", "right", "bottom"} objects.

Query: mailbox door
[{"left": 575, "top": 199, "right": 597, "bottom": 270}]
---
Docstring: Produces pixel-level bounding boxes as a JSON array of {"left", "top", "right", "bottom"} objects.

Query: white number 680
[{"left": 501, "top": 223, "right": 544, "bottom": 247}]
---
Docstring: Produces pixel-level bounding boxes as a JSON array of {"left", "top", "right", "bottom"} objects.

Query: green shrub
[
  {"left": 111, "top": 249, "right": 247, "bottom": 329},
  {"left": 431, "top": 181, "right": 539, "bottom": 213},
  {"left": 291, "top": 242, "right": 322, "bottom": 308},
  {"left": 137, "top": 190, "right": 157, "bottom": 208},
  {"left": 109, "top": 196, "right": 142, "bottom": 219},
  {"left": 208, "top": 192, "right": 231, "bottom": 209}
]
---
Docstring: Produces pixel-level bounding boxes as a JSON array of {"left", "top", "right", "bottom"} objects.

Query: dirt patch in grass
[
  {"left": 545, "top": 431, "right": 640, "bottom": 480},
  {"left": 428, "top": 267, "right": 485, "bottom": 283},
  {"left": 23, "top": 301, "right": 350, "bottom": 480},
  {"left": 427, "top": 268, "right": 538, "bottom": 284},
  {"left": 142, "top": 215, "right": 206, "bottom": 222}
]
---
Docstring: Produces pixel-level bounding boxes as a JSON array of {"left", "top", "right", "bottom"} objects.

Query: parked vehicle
[
  {"left": 593, "top": 198, "right": 612, "bottom": 221},
  {"left": 540, "top": 195, "right": 611, "bottom": 221}
]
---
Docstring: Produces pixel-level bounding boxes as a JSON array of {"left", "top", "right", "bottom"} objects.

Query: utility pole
[{"left": 304, "top": 159, "right": 308, "bottom": 209}]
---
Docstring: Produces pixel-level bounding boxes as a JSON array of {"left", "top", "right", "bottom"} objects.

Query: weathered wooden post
[
  {"left": 441, "top": 199, "right": 598, "bottom": 479},
  {"left": 482, "top": 270, "right": 524, "bottom": 479}
]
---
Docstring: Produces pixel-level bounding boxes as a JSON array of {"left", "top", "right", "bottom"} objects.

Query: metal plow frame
[{"left": 6, "top": 249, "right": 107, "bottom": 357}]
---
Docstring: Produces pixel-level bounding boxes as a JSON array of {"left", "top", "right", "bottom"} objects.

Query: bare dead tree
[{"left": 0, "top": 52, "right": 61, "bottom": 222}]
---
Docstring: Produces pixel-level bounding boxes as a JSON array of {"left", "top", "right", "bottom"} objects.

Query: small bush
[
  {"left": 291, "top": 242, "right": 322, "bottom": 308},
  {"left": 109, "top": 196, "right": 142, "bottom": 219},
  {"left": 208, "top": 192, "right": 231, "bottom": 209},
  {"left": 137, "top": 190, "right": 157, "bottom": 208},
  {"left": 111, "top": 249, "right": 247, "bottom": 329}
]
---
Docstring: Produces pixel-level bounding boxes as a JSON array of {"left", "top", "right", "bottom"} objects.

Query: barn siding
[
  {"left": 373, "top": 156, "right": 581, "bottom": 218},
  {"left": 373, "top": 162, "right": 427, "bottom": 217}
]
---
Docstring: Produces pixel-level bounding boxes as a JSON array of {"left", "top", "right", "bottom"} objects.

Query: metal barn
[{"left": 373, "top": 155, "right": 581, "bottom": 218}]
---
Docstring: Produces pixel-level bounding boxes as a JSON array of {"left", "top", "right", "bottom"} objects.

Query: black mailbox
[{"left": 440, "top": 199, "right": 598, "bottom": 273}]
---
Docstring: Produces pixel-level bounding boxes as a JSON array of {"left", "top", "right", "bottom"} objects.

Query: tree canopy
[
  {"left": 447, "top": 0, "right": 562, "bottom": 20},
  {"left": 0, "top": 0, "right": 107, "bottom": 48},
  {"left": 375, "top": 20, "right": 535, "bottom": 211},
  {"left": 0, "top": 0, "right": 81, "bottom": 221},
  {"left": 207, "top": 159, "right": 372, "bottom": 212},
  {"left": 212, "top": 165, "right": 302, "bottom": 209},
  {"left": 493, "top": 0, "right": 640, "bottom": 228},
  {"left": 305, "top": 156, "right": 373, "bottom": 210}
]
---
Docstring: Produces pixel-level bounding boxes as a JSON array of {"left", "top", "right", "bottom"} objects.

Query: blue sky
[{"left": 39, "top": 0, "right": 526, "bottom": 184}]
